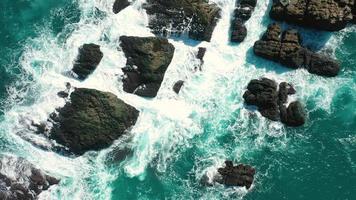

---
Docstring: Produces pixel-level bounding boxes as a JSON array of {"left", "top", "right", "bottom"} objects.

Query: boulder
[
  {"left": 196, "top": 47, "right": 207, "bottom": 62},
  {"left": 254, "top": 23, "right": 340, "bottom": 77},
  {"left": 243, "top": 77, "right": 305, "bottom": 126},
  {"left": 72, "top": 44, "right": 103, "bottom": 80},
  {"left": 270, "top": 0, "right": 355, "bottom": 31},
  {"left": 113, "top": 0, "right": 130, "bottom": 14},
  {"left": 173, "top": 80, "right": 184, "bottom": 94},
  {"left": 230, "top": 0, "right": 257, "bottom": 42},
  {"left": 49, "top": 88, "right": 139, "bottom": 155},
  {"left": 143, "top": 0, "right": 221, "bottom": 41},
  {"left": 0, "top": 155, "right": 59, "bottom": 200},
  {"left": 120, "top": 36, "right": 175, "bottom": 98},
  {"left": 217, "top": 161, "right": 255, "bottom": 189}
]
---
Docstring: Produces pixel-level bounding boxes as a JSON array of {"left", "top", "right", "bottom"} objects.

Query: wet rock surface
[
  {"left": 173, "top": 80, "right": 184, "bottom": 94},
  {"left": 72, "top": 44, "right": 103, "bottom": 80},
  {"left": 143, "top": 0, "right": 221, "bottom": 41},
  {"left": 49, "top": 88, "right": 139, "bottom": 155},
  {"left": 113, "top": 0, "right": 130, "bottom": 14},
  {"left": 254, "top": 23, "right": 340, "bottom": 77},
  {"left": 217, "top": 161, "right": 255, "bottom": 189},
  {"left": 231, "top": 0, "right": 257, "bottom": 42},
  {"left": 0, "top": 155, "right": 59, "bottom": 200},
  {"left": 120, "top": 36, "right": 175, "bottom": 98},
  {"left": 270, "top": 0, "right": 355, "bottom": 31},
  {"left": 243, "top": 77, "right": 306, "bottom": 126}
]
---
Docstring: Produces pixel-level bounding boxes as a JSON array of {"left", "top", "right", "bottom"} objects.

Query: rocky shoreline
[{"left": 231, "top": 0, "right": 257, "bottom": 42}]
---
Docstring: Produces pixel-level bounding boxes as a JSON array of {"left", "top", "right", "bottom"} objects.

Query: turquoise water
[{"left": 0, "top": 0, "right": 355, "bottom": 199}]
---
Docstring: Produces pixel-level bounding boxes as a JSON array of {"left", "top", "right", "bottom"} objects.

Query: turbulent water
[{"left": 0, "top": 0, "right": 355, "bottom": 199}]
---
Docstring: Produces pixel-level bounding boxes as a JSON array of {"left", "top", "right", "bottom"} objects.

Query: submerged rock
[
  {"left": 49, "top": 88, "right": 139, "bottom": 155},
  {"left": 120, "top": 36, "right": 175, "bottom": 97},
  {"left": 217, "top": 161, "right": 255, "bottom": 189},
  {"left": 243, "top": 77, "right": 306, "bottom": 126},
  {"left": 270, "top": 0, "right": 355, "bottom": 31},
  {"left": 72, "top": 44, "right": 103, "bottom": 80},
  {"left": 143, "top": 0, "right": 221, "bottom": 41},
  {"left": 230, "top": 0, "right": 257, "bottom": 42},
  {"left": 0, "top": 155, "right": 59, "bottom": 200},
  {"left": 173, "top": 80, "right": 184, "bottom": 94},
  {"left": 254, "top": 23, "right": 340, "bottom": 77},
  {"left": 113, "top": 0, "right": 130, "bottom": 14}
]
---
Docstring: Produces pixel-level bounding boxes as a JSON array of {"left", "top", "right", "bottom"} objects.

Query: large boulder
[
  {"left": 243, "top": 77, "right": 305, "bottom": 126},
  {"left": 217, "top": 161, "right": 256, "bottom": 189},
  {"left": 120, "top": 36, "right": 175, "bottom": 98},
  {"left": 143, "top": 0, "right": 221, "bottom": 42},
  {"left": 72, "top": 44, "right": 103, "bottom": 80},
  {"left": 113, "top": 0, "right": 130, "bottom": 14},
  {"left": 0, "top": 155, "right": 60, "bottom": 200},
  {"left": 230, "top": 0, "right": 257, "bottom": 42},
  {"left": 270, "top": 0, "right": 354, "bottom": 31},
  {"left": 49, "top": 88, "right": 139, "bottom": 155},
  {"left": 254, "top": 23, "right": 340, "bottom": 77}
]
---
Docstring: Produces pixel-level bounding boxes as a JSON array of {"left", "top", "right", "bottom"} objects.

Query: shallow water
[{"left": 0, "top": 0, "right": 355, "bottom": 199}]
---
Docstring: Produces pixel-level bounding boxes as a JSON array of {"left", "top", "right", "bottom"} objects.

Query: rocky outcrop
[
  {"left": 173, "top": 80, "right": 184, "bottom": 94},
  {"left": 49, "top": 88, "right": 139, "bottom": 155},
  {"left": 113, "top": 0, "right": 130, "bottom": 14},
  {"left": 231, "top": 0, "right": 257, "bottom": 42},
  {"left": 217, "top": 161, "right": 255, "bottom": 189},
  {"left": 270, "top": 0, "right": 355, "bottom": 31},
  {"left": 243, "top": 77, "right": 306, "bottom": 126},
  {"left": 72, "top": 44, "right": 103, "bottom": 80},
  {"left": 143, "top": 0, "right": 221, "bottom": 41},
  {"left": 0, "top": 155, "right": 59, "bottom": 200},
  {"left": 120, "top": 36, "right": 175, "bottom": 98},
  {"left": 254, "top": 23, "right": 340, "bottom": 77}
]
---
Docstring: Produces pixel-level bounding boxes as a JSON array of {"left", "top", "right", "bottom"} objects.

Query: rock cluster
[
  {"left": 113, "top": 0, "right": 130, "bottom": 14},
  {"left": 231, "top": 0, "right": 257, "bottom": 42},
  {"left": 217, "top": 161, "right": 255, "bottom": 189},
  {"left": 243, "top": 77, "right": 306, "bottom": 127},
  {"left": 270, "top": 0, "right": 355, "bottom": 31},
  {"left": 120, "top": 36, "right": 175, "bottom": 97},
  {"left": 72, "top": 44, "right": 103, "bottom": 80},
  {"left": 143, "top": 0, "right": 221, "bottom": 41},
  {"left": 49, "top": 88, "right": 139, "bottom": 155},
  {"left": 0, "top": 155, "right": 59, "bottom": 200},
  {"left": 254, "top": 23, "right": 340, "bottom": 77}
]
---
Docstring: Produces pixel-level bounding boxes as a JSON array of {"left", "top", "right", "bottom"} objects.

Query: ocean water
[{"left": 0, "top": 0, "right": 355, "bottom": 200}]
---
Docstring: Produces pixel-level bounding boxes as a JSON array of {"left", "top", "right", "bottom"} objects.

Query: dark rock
[
  {"left": 143, "top": 0, "right": 221, "bottom": 41},
  {"left": 113, "top": 0, "right": 130, "bottom": 14},
  {"left": 0, "top": 155, "right": 59, "bottom": 200},
  {"left": 49, "top": 88, "right": 139, "bottom": 155},
  {"left": 217, "top": 161, "right": 256, "bottom": 189},
  {"left": 230, "top": 0, "right": 257, "bottom": 42},
  {"left": 280, "top": 101, "right": 306, "bottom": 127},
  {"left": 173, "top": 80, "right": 184, "bottom": 94},
  {"left": 120, "top": 36, "right": 175, "bottom": 98},
  {"left": 72, "top": 44, "right": 103, "bottom": 80},
  {"left": 57, "top": 91, "right": 69, "bottom": 98},
  {"left": 253, "top": 23, "right": 340, "bottom": 77},
  {"left": 196, "top": 47, "right": 207, "bottom": 62},
  {"left": 270, "top": 0, "right": 354, "bottom": 31},
  {"left": 243, "top": 77, "right": 305, "bottom": 126}
]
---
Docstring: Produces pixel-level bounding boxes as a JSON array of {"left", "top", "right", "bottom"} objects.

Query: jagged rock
[
  {"left": 143, "top": 0, "right": 221, "bottom": 41},
  {"left": 217, "top": 161, "right": 255, "bottom": 189},
  {"left": 173, "top": 80, "right": 184, "bottom": 94},
  {"left": 113, "top": 0, "right": 130, "bottom": 14},
  {"left": 270, "top": 0, "right": 355, "bottom": 31},
  {"left": 120, "top": 36, "right": 175, "bottom": 98},
  {"left": 230, "top": 0, "right": 257, "bottom": 42},
  {"left": 254, "top": 23, "right": 340, "bottom": 77},
  {"left": 0, "top": 155, "right": 59, "bottom": 200},
  {"left": 72, "top": 44, "right": 103, "bottom": 80},
  {"left": 196, "top": 47, "right": 207, "bottom": 62},
  {"left": 243, "top": 77, "right": 305, "bottom": 126},
  {"left": 49, "top": 88, "right": 139, "bottom": 155}
]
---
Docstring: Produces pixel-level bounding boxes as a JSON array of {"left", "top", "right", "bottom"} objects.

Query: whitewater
[{"left": 0, "top": 0, "right": 355, "bottom": 199}]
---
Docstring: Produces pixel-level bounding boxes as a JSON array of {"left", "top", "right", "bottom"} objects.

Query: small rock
[
  {"left": 113, "top": 0, "right": 130, "bottom": 14},
  {"left": 173, "top": 80, "right": 184, "bottom": 94}
]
